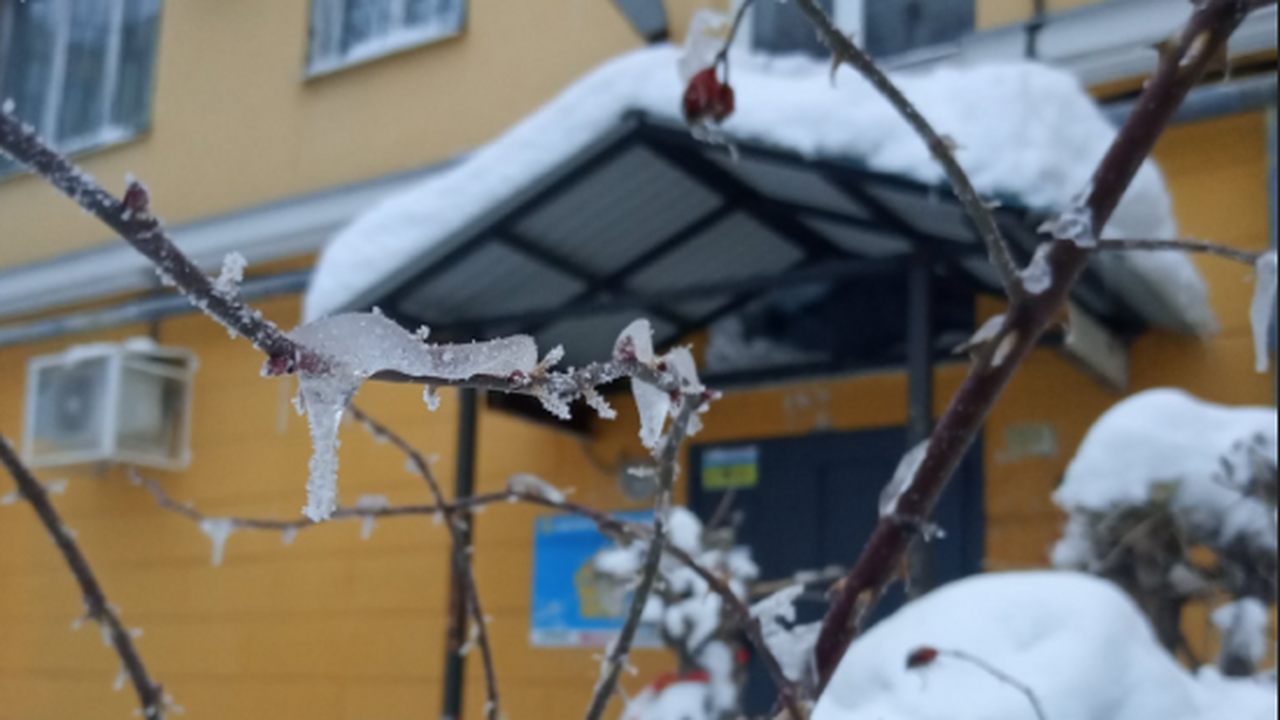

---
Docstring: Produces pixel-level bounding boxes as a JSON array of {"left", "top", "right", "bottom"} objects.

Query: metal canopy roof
[{"left": 367, "top": 114, "right": 1150, "bottom": 378}]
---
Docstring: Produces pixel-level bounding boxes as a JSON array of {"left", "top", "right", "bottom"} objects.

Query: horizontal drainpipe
[
  {"left": 0, "top": 270, "right": 311, "bottom": 348},
  {"left": 1104, "top": 73, "right": 1277, "bottom": 127}
]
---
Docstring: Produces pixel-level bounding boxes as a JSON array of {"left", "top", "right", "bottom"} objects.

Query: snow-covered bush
[
  {"left": 813, "top": 571, "right": 1276, "bottom": 720},
  {"left": 1053, "top": 388, "right": 1277, "bottom": 674}
]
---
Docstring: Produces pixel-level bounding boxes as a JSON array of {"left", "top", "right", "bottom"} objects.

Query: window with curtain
[
  {"left": 0, "top": 0, "right": 162, "bottom": 174},
  {"left": 308, "top": 0, "right": 466, "bottom": 75}
]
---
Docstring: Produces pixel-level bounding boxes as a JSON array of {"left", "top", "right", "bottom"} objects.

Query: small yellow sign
[{"left": 702, "top": 445, "right": 760, "bottom": 490}]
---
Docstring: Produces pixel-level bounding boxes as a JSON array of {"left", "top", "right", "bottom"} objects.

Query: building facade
[{"left": 0, "top": 1, "right": 1275, "bottom": 718}]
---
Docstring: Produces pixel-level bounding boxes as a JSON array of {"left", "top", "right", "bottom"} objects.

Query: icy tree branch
[
  {"left": 797, "top": 0, "right": 1275, "bottom": 693},
  {"left": 0, "top": 434, "right": 166, "bottom": 719},
  {"left": 789, "top": 0, "right": 1022, "bottom": 298},
  {"left": 584, "top": 398, "right": 700, "bottom": 720}
]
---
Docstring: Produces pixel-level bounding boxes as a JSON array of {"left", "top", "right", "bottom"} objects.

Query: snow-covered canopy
[
  {"left": 813, "top": 571, "right": 1276, "bottom": 720},
  {"left": 304, "top": 44, "right": 1215, "bottom": 335}
]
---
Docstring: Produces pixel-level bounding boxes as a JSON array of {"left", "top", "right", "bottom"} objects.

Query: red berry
[
  {"left": 682, "top": 67, "right": 735, "bottom": 124},
  {"left": 906, "top": 646, "right": 939, "bottom": 669}
]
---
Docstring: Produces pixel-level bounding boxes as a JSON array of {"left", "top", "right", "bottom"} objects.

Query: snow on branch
[{"left": 0, "top": 435, "right": 167, "bottom": 719}]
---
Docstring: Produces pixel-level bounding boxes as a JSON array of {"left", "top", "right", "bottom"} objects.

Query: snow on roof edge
[{"left": 303, "top": 45, "right": 1214, "bottom": 335}]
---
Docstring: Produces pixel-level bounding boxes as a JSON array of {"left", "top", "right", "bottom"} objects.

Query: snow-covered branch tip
[{"left": 0, "top": 435, "right": 166, "bottom": 718}]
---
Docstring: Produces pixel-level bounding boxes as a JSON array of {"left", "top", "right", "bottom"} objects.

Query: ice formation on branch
[
  {"left": 354, "top": 494, "right": 389, "bottom": 540},
  {"left": 284, "top": 312, "right": 539, "bottom": 520},
  {"left": 199, "top": 518, "right": 236, "bottom": 567},
  {"left": 752, "top": 584, "right": 822, "bottom": 684},
  {"left": 213, "top": 251, "right": 247, "bottom": 298},
  {"left": 614, "top": 320, "right": 707, "bottom": 451},
  {"left": 1251, "top": 251, "right": 1277, "bottom": 373},
  {"left": 879, "top": 440, "right": 930, "bottom": 518},
  {"left": 506, "top": 473, "right": 567, "bottom": 504}
]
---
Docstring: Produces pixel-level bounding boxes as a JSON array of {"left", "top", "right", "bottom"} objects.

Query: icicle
[
  {"left": 355, "top": 494, "right": 390, "bottom": 540},
  {"left": 281, "top": 526, "right": 298, "bottom": 547},
  {"left": 296, "top": 373, "right": 358, "bottom": 522},
  {"left": 198, "top": 518, "right": 236, "bottom": 567},
  {"left": 423, "top": 385, "right": 441, "bottom": 411},
  {"left": 1250, "top": 251, "right": 1276, "bottom": 373},
  {"left": 113, "top": 666, "right": 128, "bottom": 692}
]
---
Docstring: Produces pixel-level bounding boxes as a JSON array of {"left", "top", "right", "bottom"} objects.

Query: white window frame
[
  {"left": 306, "top": 0, "right": 466, "bottom": 78},
  {"left": 0, "top": 0, "right": 155, "bottom": 159}
]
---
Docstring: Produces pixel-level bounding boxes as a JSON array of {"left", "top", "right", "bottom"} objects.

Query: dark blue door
[{"left": 688, "top": 427, "right": 984, "bottom": 714}]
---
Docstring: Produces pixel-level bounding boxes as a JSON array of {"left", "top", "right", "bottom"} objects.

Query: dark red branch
[
  {"left": 809, "top": 0, "right": 1269, "bottom": 693},
  {"left": 0, "top": 435, "right": 165, "bottom": 718}
]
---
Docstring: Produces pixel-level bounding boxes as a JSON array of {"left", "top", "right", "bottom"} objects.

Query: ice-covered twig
[
  {"left": 800, "top": 0, "right": 1274, "bottom": 692},
  {"left": 789, "top": 0, "right": 1020, "bottom": 297},
  {"left": 0, "top": 435, "right": 165, "bottom": 719},
  {"left": 906, "top": 647, "right": 1047, "bottom": 720}
]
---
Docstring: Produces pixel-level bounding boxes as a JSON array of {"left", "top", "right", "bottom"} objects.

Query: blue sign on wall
[{"left": 530, "top": 511, "right": 661, "bottom": 648}]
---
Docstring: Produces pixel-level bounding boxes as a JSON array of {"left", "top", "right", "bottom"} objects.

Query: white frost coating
[
  {"left": 879, "top": 440, "right": 930, "bottom": 518},
  {"left": 667, "top": 506, "right": 703, "bottom": 554},
  {"left": 813, "top": 571, "right": 1278, "bottom": 720},
  {"left": 213, "top": 251, "right": 247, "bottom": 298},
  {"left": 306, "top": 46, "right": 1210, "bottom": 334},
  {"left": 355, "top": 494, "right": 389, "bottom": 540},
  {"left": 1250, "top": 251, "right": 1277, "bottom": 373},
  {"left": 286, "top": 312, "right": 539, "bottom": 520},
  {"left": 1019, "top": 244, "right": 1054, "bottom": 294},
  {"left": 198, "top": 518, "right": 236, "bottom": 567},
  {"left": 506, "top": 473, "right": 566, "bottom": 503},
  {"left": 1211, "top": 598, "right": 1271, "bottom": 670},
  {"left": 1052, "top": 388, "right": 1277, "bottom": 569}
]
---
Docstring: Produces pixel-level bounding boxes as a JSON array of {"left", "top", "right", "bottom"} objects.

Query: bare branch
[
  {"left": 1096, "top": 238, "right": 1264, "bottom": 265},
  {"left": 789, "top": 0, "right": 1022, "bottom": 296},
  {"left": 808, "top": 0, "right": 1270, "bottom": 692},
  {"left": 0, "top": 435, "right": 165, "bottom": 719},
  {"left": 584, "top": 398, "right": 701, "bottom": 720},
  {"left": 908, "top": 647, "right": 1047, "bottom": 720}
]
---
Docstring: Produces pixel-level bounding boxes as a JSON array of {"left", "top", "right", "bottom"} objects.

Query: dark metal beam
[
  {"left": 441, "top": 388, "right": 479, "bottom": 720},
  {"left": 444, "top": 256, "right": 908, "bottom": 334},
  {"left": 638, "top": 131, "right": 847, "bottom": 260}
]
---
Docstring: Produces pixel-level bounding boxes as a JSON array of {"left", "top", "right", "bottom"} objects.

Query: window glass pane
[
  {"left": 342, "top": 0, "right": 395, "bottom": 52},
  {"left": 1, "top": 0, "right": 57, "bottom": 132},
  {"left": 111, "top": 0, "right": 161, "bottom": 131},
  {"left": 406, "top": 0, "right": 464, "bottom": 33},
  {"left": 863, "top": 0, "right": 974, "bottom": 58},
  {"left": 57, "top": 0, "right": 111, "bottom": 143},
  {"left": 753, "top": 0, "right": 832, "bottom": 57}
]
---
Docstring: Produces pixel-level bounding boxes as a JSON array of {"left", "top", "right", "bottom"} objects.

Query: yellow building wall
[{"left": 0, "top": 0, "right": 711, "bottom": 270}]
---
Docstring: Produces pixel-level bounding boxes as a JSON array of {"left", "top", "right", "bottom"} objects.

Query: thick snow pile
[
  {"left": 1052, "top": 388, "right": 1277, "bottom": 568},
  {"left": 305, "top": 40, "right": 1212, "bottom": 332},
  {"left": 813, "top": 571, "right": 1277, "bottom": 720}
]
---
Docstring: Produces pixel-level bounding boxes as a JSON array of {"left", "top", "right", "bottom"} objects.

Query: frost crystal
[
  {"left": 355, "top": 494, "right": 390, "bottom": 540},
  {"left": 615, "top": 320, "right": 706, "bottom": 450},
  {"left": 213, "top": 251, "right": 247, "bottom": 298},
  {"left": 1038, "top": 203, "right": 1096, "bottom": 248},
  {"left": 1019, "top": 244, "right": 1054, "bottom": 294},
  {"left": 507, "top": 473, "right": 566, "bottom": 504},
  {"left": 423, "top": 385, "right": 441, "bottom": 411},
  {"left": 198, "top": 518, "right": 236, "bottom": 567},
  {"left": 286, "top": 312, "right": 539, "bottom": 520},
  {"left": 879, "top": 440, "right": 930, "bottom": 518},
  {"left": 1249, "top": 251, "right": 1276, "bottom": 373}
]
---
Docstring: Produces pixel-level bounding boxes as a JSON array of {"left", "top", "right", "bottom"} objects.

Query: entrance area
[{"left": 689, "top": 426, "right": 984, "bottom": 713}]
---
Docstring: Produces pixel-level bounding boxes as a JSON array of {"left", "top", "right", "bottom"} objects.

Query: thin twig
[
  {"left": 713, "top": 0, "right": 756, "bottom": 85},
  {"left": 1096, "top": 238, "right": 1263, "bottom": 265},
  {"left": 789, "top": 0, "right": 1022, "bottom": 297},
  {"left": 345, "top": 404, "right": 500, "bottom": 720},
  {"left": 583, "top": 398, "right": 701, "bottom": 720},
  {"left": 0, "top": 435, "right": 166, "bottom": 719},
  {"left": 924, "top": 648, "right": 1048, "bottom": 720},
  {"left": 806, "top": 0, "right": 1272, "bottom": 692}
]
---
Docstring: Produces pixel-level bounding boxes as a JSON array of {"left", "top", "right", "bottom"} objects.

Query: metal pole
[
  {"left": 905, "top": 254, "right": 935, "bottom": 597},
  {"left": 441, "top": 388, "right": 478, "bottom": 720}
]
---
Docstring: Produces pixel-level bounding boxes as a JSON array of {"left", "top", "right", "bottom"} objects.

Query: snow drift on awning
[{"left": 304, "top": 45, "right": 1215, "bottom": 334}]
